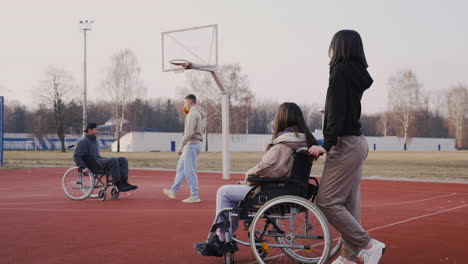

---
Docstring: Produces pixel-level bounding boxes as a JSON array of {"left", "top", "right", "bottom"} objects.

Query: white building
[{"left": 111, "top": 130, "right": 456, "bottom": 152}]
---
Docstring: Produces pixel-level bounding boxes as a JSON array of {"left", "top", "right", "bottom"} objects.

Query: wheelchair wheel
[
  {"left": 249, "top": 196, "right": 332, "bottom": 264},
  {"left": 329, "top": 236, "right": 342, "bottom": 261},
  {"left": 62, "top": 167, "right": 95, "bottom": 200},
  {"left": 111, "top": 187, "right": 119, "bottom": 199},
  {"left": 278, "top": 221, "right": 342, "bottom": 263},
  {"left": 98, "top": 188, "right": 106, "bottom": 201},
  {"left": 248, "top": 231, "right": 268, "bottom": 259},
  {"left": 87, "top": 171, "right": 99, "bottom": 198}
]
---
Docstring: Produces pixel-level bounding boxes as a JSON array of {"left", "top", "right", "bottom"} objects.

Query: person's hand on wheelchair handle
[
  {"left": 308, "top": 145, "right": 327, "bottom": 158},
  {"left": 82, "top": 168, "right": 89, "bottom": 175}
]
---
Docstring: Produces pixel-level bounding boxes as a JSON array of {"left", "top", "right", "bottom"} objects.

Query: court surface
[{"left": 1, "top": 168, "right": 467, "bottom": 264}]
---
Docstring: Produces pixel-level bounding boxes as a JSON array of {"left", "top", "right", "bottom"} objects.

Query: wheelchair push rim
[
  {"left": 62, "top": 167, "right": 95, "bottom": 200},
  {"left": 249, "top": 196, "right": 332, "bottom": 264}
]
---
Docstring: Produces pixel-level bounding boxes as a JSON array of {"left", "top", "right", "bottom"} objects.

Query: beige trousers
[{"left": 316, "top": 135, "right": 371, "bottom": 261}]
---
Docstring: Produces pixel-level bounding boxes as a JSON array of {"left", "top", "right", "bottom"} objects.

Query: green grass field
[{"left": 3, "top": 150, "right": 468, "bottom": 182}]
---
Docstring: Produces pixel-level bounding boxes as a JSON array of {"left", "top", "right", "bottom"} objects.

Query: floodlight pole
[
  {"left": 79, "top": 20, "right": 93, "bottom": 134},
  {"left": 191, "top": 65, "right": 230, "bottom": 180}
]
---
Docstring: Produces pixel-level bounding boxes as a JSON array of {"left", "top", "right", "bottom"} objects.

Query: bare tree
[
  {"left": 4, "top": 100, "right": 29, "bottom": 133},
  {"left": 430, "top": 89, "right": 445, "bottom": 117},
  {"left": 445, "top": 84, "right": 468, "bottom": 149},
  {"left": 299, "top": 103, "right": 322, "bottom": 132},
  {"left": 221, "top": 64, "right": 254, "bottom": 134},
  {"left": 103, "top": 49, "right": 145, "bottom": 152},
  {"left": 376, "top": 111, "right": 391, "bottom": 136},
  {"left": 241, "top": 99, "right": 278, "bottom": 135},
  {"left": 388, "top": 70, "right": 422, "bottom": 150},
  {"left": 36, "top": 66, "right": 76, "bottom": 152}
]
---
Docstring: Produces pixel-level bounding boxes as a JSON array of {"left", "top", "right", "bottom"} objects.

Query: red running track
[{"left": 0, "top": 168, "right": 467, "bottom": 264}]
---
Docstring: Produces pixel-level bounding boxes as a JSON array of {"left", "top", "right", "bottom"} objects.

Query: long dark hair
[
  {"left": 271, "top": 102, "right": 318, "bottom": 148},
  {"left": 329, "top": 30, "right": 368, "bottom": 68}
]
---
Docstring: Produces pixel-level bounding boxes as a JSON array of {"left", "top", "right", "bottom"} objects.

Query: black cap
[{"left": 84, "top": 123, "right": 98, "bottom": 132}]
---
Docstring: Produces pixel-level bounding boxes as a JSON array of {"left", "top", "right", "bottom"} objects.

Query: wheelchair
[
  {"left": 201, "top": 147, "right": 342, "bottom": 264},
  {"left": 62, "top": 160, "right": 120, "bottom": 201}
]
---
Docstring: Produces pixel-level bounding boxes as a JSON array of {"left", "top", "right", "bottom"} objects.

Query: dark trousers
[{"left": 88, "top": 157, "right": 129, "bottom": 183}]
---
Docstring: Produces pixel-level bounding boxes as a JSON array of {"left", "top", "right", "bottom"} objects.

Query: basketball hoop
[
  {"left": 161, "top": 25, "right": 217, "bottom": 72},
  {"left": 169, "top": 59, "right": 191, "bottom": 73}
]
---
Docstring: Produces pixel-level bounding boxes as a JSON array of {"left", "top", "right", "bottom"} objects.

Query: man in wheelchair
[
  {"left": 194, "top": 103, "right": 318, "bottom": 258},
  {"left": 73, "top": 123, "right": 138, "bottom": 192}
]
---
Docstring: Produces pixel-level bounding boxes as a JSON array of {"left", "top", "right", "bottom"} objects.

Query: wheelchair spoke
[
  {"left": 250, "top": 196, "right": 331, "bottom": 264},
  {"left": 62, "top": 167, "right": 95, "bottom": 200}
]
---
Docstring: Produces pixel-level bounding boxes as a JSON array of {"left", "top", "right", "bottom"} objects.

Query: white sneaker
[
  {"left": 182, "top": 196, "right": 201, "bottom": 203},
  {"left": 163, "top": 188, "right": 176, "bottom": 199},
  {"left": 358, "top": 239, "right": 386, "bottom": 264},
  {"left": 331, "top": 256, "right": 356, "bottom": 264}
]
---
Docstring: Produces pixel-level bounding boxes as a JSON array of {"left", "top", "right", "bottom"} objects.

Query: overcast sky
[{"left": 1, "top": 0, "right": 467, "bottom": 114}]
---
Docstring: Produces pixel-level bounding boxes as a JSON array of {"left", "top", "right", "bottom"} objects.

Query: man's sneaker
[
  {"left": 126, "top": 183, "right": 138, "bottom": 190},
  {"left": 116, "top": 183, "right": 132, "bottom": 192},
  {"left": 163, "top": 188, "right": 176, "bottom": 199},
  {"left": 358, "top": 239, "right": 386, "bottom": 264},
  {"left": 331, "top": 256, "right": 356, "bottom": 264},
  {"left": 182, "top": 196, "right": 201, "bottom": 203}
]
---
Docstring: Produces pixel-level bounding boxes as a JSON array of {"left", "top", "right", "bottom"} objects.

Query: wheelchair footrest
[
  {"left": 223, "top": 241, "right": 239, "bottom": 254},
  {"left": 210, "top": 221, "right": 230, "bottom": 232}
]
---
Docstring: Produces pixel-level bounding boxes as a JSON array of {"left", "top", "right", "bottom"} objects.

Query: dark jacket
[
  {"left": 322, "top": 61, "right": 373, "bottom": 151},
  {"left": 73, "top": 134, "right": 101, "bottom": 169}
]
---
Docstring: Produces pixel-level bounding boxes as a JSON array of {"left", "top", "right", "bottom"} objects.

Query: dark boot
[{"left": 194, "top": 235, "right": 225, "bottom": 257}]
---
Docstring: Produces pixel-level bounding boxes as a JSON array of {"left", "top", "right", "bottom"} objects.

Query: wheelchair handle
[{"left": 296, "top": 147, "right": 309, "bottom": 154}]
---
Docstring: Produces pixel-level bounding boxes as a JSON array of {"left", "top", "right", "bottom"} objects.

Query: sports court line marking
[
  {"left": 361, "top": 187, "right": 460, "bottom": 194},
  {"left": 0, "top": 201, "right": 74, "bottom": 205},
  {"left": 366, "top": 203, "right": 468, "bottom": 232},
  {"left": 0, "top": 208, "right": 214, "bottom": 213},
  {"left": 0, "top": 187, "right": 17, "bottom": 191},
  {"left": 0, "top": 193, "right": 462, "bottom": 211},
  {"left": 131, "top": 169, "right": 468, "bottom": 184},
  {"left": 363, "top": 193, "right": 458, "bottom": 207},
  {"left": 246, "top": 203, "right": 468, "bottom": 264}
]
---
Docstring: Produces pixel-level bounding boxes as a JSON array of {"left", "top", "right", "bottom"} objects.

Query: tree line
[{"left": 3, "top": 50, "right": 468, "bottom": 151}]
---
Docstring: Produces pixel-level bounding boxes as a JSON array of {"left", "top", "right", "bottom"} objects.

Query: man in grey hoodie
[{"left": 163, "top": 94, "right": 206, "bottom": 203}]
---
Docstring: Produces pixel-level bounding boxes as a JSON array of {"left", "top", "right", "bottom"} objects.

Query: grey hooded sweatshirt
[{"left": 180, "top": 105, "right": 207, "bottom": 148}]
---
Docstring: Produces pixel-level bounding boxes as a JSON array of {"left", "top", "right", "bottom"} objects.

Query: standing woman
[{"left": 309, "top": 30, "right": 386, "bottom": 264}]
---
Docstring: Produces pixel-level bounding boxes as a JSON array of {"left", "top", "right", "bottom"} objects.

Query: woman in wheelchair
[{"left": 194, "top": 102, "right": 323, "bottom": 262}]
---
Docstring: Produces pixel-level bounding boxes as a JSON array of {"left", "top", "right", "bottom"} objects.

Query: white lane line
[
  {"left": 366, "top": 203, "right": 468, "bottom": 232},
  {"left": 0, "top": 201, "right": 74, "bottom": 205},
  {"left": 245, "top": 203, "right": 468, "bottom": 264},
  {"left": 0, "top": 187, "right": 17, "bottom": 191},
  {"left": 363, "top": 193, "right": 458, "bottom": 207},
  {"left": 0, "top": 208, "right": 213, "bottom": 212},
  {"left": 362, "top": 187, "right": 460, "bottom": 194},
  {"left": 0, "top": 193, "right": 461, "bottom": 211}
]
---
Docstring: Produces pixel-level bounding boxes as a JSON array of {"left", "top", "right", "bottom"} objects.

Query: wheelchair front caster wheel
[
  {"left": 224, "top": 251, "right": 234, "bottom": 264},
  {"left": 111, "top": 187, "right": 119, "bottom": 199},
  {"left": 98, "top": 189, "right": 106, "bottom": 201}
]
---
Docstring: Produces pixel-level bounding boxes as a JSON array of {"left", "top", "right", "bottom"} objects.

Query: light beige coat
[{"left": 245, "top": 132, "right": 308, "bottom": 184}]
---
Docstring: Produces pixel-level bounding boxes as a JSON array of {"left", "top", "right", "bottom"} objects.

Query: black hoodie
[{"left": 322, "top": 61, "right": 373, "bottom": 152}]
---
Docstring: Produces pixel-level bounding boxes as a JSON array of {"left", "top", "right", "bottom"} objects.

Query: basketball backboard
[{"left": 161, "top": 24, "right": 218, "bottom": 72}]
